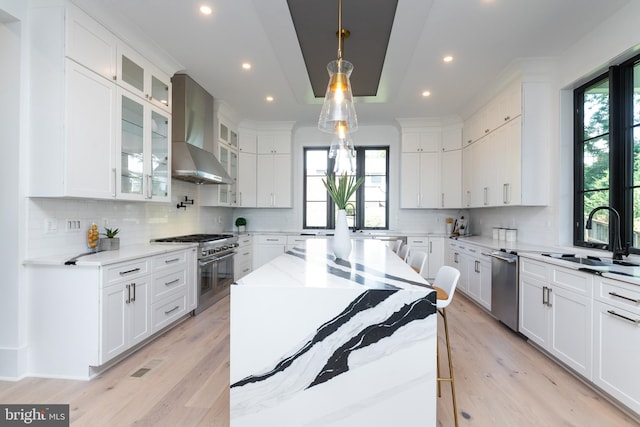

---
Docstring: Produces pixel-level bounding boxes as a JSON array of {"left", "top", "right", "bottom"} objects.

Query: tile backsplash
[{"left": 27, "top": 180, "right": 233, "bottom": 259}]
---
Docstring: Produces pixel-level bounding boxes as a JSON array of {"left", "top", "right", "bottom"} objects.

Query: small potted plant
[
  {"left": 235, "top": 217, "right": 247, "bottom": 233},
  {"left": 100, "top": 227, "right": 120, "bottom": 251}
]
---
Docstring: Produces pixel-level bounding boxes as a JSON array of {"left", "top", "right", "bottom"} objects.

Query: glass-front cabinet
[
  {"left": 217, "top": 143, "right": 238, "bottom": 206},
  {"left": 117, "top": 44, "right": 171, "bottom": 113},
  {"left": 117, "top": 89, "right": 170, "bottom": 202}
]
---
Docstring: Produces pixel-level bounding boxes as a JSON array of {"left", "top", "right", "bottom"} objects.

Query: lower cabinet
[
  {"left": 253, "top": 234, "right": 287, "bottom": 270},
  {"left": 519, "top": 257, "right": 593, "bottom": 380},
  {"left": 407, "top": 236, "right": 445, "bottom": 279},
  {"left": 235, "top": 234, "right": 253, "bottom": 280},
  {"left": 593, "top": 277, "right": 640, "bottom": 414},
  {"left": 446, "top": 240, "right": 491, "bottom": 310}
]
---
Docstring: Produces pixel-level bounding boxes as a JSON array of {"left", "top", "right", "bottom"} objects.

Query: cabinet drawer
[
  {"left": 550, "top": 266, "right": 592, "bottom": 296},
  {"left": 235, "top": 248, "right": 252, "bottom": 265},
  {"left": 595, "top": 277, "right": 640, "bottom": 315},
  {"left": 407, "top": 237, "right": 427, "bottom": 247},
  {"left": 236, "top": 260, "right": 252, "bottom": 280},
  {"left": 287, "top": 235, "right": 313, "bottom": 246},
  {"left": 520, "top": 257, "right": 547, "bottom": 281},
  {"left": 152, "top": 268, "right": 187, "bottom": 302},
  {"left": 152, "top": 293, "right": 187, "bottom": 332},
  {"left": 256, "top": 235, "right": 287, "bottom": 245},
  {"left": 237, "top": 235, "right": 252, "bottom": 247},
  {"left": 152, "top": 250, "right": 187, "bottom": 270},
  {"left": 104, "top": 259, "right": 149, "bottom": 285}
]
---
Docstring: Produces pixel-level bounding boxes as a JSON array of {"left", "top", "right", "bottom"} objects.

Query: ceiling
[{"left": 85, "top": 0, "right": 630, "bottom": 127}]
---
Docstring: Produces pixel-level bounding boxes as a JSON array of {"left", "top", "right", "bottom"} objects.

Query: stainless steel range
[{"left": 152, "top": 234, "right": 238, "bottom": 314}]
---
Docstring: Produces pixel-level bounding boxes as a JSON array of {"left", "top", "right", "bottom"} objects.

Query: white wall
[{"left": 233, "top": 123, "right": 465, "bottom": 235}]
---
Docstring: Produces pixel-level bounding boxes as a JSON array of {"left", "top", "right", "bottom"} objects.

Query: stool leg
[
  {"left": 441, "top": 307, "right": 458, "bottom": 427},
  {"left": 436, "top": 325, "right": 442, "bottom": 397}
]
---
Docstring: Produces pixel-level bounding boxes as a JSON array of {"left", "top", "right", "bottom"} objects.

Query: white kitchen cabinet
[
  {"left": 150, "top": 248, "right": 195, "bottom": 331},
  {"left": 400, "top": 152, "right": 440, "bottom": 208},
  {"left": 238, "top": 129, "right": 258, "bottom": 207},
  {"left": 235, "top": 234, "right": 253, "bottom": 280},
  {"left": 216, "top": 142, "right": 238, "bottom": 206},
  {"left": 401, "top": 129, "right": 441, "bottom": 153},
  {"left": 447, "top": 241, "right": 470, "bottom": 294},
  {"left": 116, "top": 88, "right": 171, "bottom": 202},
  {"left": 518, "top": 257, "right": 593, "bottom": 379},
  {"left": 446, "top": 240, "right": 491, "bottom": 310},
  {"left": 256, "top": 154, "right": 292, "bottom": 208},
  {"left": 592, "top": 277, "right": 640, "bottom": 414},
  {"left": 257, "top": 131, "right": 291, "bottom": 154},
  {"left": 286, "top": 235, "right": 316, "bottom": 251},
  {"left": 408, "top": 236, "right": 445, "bottom": 279},
  {"left": 440, "top": 149, "right": 462, "bottom": 208},
  {"left": 253, "top": 235, "right": 287, "bottom": 270},
  {"left": 116, "top": 43, "right": 171, "bottom": 113}
]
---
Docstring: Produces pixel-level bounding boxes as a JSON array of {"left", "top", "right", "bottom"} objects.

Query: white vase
[{"left": 333, "top": 209, "right": 352, "bottom": 260}]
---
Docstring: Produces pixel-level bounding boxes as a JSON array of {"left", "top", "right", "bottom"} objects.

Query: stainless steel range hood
[{"left": 171, "top": 74, "right": 232, "bottom": 185}]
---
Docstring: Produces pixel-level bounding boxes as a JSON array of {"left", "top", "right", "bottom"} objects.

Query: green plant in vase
[
  {"left": 101, "top": 227, "right": 120, "bottom": 251},
  {"left": 322, "top": 173, "right": 364, "bottom": 259},
  {"left": 235, "top": 217, "right": 247, "bottom": 233}
]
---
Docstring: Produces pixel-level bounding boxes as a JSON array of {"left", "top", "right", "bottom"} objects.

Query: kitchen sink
[
  {"left": 541, "top": 253, "right": 640, "bottom": 268},
  {"left": 558, "top": 256, "right": 612, "bottom": 266}
]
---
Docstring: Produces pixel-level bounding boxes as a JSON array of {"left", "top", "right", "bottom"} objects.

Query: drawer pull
[
  {"left": 164, "top": 305, "right": 180, "bottom": 315},
  {"left": 266, "top": 238, "right": 279, "bottom": 242},
  {"left": 243, "top": 252, "right": 250, "bottom": 256},
  {"left": 164, "top": 258, "right": 180, "bottom": 264},
  {"left": 607, "top": 310, "right": 640, "bottom": 325},
  {"left": 609, "top": 292, "right": 640, "bottom": 304},
  {"left": 119, "top": 267, "right": 141, "bottom": 276},
  {"left": 165, "top": 279, "right": 180, "bottom": 286}
]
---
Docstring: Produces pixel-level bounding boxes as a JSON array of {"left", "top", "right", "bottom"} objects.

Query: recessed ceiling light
[
  {"left": 242, "top": 63, "right": 252, "bottom": 70},
  {"left": 443, "top": 55, "right": 453, "bottom": 63},
  {"left": 199, "top": 5, "right": 213, "bottom": 15},
  {"left": 266, "top": 96, "right": 274, "bottom": 102},
  {"left": 422, "top": 91, "right": 431, "bottom": 97}
]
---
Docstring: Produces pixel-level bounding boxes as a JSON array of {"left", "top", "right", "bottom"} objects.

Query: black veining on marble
[
  {"left": 286, "top": 247, "right": 431, "bottom": 289},
  {"left": 230, "top": 289, "right": 396, "bottom": 388},
  {"left": 307, "top": 293, "right": 436, "bottom": 388},
  {"left": 230, "top": 290, "right": 436, "bottom": 391}
]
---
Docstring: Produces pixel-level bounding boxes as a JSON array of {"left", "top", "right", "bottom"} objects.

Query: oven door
[{"left": 197, "top": 251, "right": 235, "bottom": 314}]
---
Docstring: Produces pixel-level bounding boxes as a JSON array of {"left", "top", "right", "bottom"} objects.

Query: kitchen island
[{"left": 230, "top": 239, "right": 437, "bottom": 427}]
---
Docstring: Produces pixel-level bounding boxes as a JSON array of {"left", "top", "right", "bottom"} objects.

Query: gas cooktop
[{"left": 152, "top": 234, "right": 234, "bottom": 243}]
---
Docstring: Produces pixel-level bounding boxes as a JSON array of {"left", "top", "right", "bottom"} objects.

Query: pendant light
[
  {"left": 318, "top": 0, "right": 358, "bottom": 135},
  {"left": 329, "top": 120, "right": 356, "bottom": 174}
]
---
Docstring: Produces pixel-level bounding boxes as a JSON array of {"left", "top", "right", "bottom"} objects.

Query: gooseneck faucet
[{"left": 585, "top": 206, "right": 629, "bottom": 260}]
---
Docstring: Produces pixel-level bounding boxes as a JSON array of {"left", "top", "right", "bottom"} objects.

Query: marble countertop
[
  {"left": 24, "top": 242, "right": 198, "bottom": 267},
  {"left": 237, "top": 238, "right": 433, "bottom": 291}
]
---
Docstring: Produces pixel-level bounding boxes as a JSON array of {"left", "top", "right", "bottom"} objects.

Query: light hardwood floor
[{"left": 0, "top": 293, "right": 638, "bottom": 426}]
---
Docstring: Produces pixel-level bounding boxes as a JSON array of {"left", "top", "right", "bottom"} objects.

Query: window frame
[
  {"left": 573, "top": 53, "right": 639, "bottom": 254},
  {"left": 303, "top": 146, "right": 390, "bottom": 230}
]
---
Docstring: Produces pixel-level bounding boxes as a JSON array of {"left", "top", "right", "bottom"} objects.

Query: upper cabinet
[
  {"left": 28, "top": 2, "right": 175, "bottom": 201},
  {"left": 462, "top": 75, "right": 550, "bottom": 207}
]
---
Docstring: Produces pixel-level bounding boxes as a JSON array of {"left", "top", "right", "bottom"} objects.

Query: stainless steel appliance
[
  {"left": 151, "top": 234, "right": 238, "bottom": 314},
  {"left": 488, "top": 250, "right": 519, "bottom": 332}
]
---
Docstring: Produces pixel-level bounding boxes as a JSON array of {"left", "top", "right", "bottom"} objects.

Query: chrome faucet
[{"left": 585, "top": 206, "right": 629, "bottom": 260}]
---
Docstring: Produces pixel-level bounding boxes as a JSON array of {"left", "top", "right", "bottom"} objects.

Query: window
[
  {"left": 303, "top": 146, "right": 389, "bottom": 230},
  {"left": 574, "top": 54, "right": 640, "bottom": 252}
]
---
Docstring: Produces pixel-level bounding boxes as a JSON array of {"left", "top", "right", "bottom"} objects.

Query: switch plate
[{"left": 65, "top": 219, "right": 81, "bottom": 232}]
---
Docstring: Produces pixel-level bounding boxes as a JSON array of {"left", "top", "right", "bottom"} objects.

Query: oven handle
[{"left": 199, "top": 252, "right": 236, "bottom": 267}]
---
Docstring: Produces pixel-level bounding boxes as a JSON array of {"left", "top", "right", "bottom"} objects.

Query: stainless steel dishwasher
[{"left": 489, "top": 250, "right": 519, "bottom": 332}]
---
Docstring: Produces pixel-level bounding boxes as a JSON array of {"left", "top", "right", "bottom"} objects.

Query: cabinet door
[
  {"left": 256, "top": 155, "right": 274, "bottom": 207},
  {"left": 66, "top": 5, "right": 117, "bottom": 81},
  {"left": 117, "top": 44, "right": 145, "bottom": 95},
  {"left": 502, "top": 117, "right": 522, "bottom": 205},
  {"left": 452, "top": 252, "right": 470, "bottom": 294},
  {"left": 462, "top": 146, "right": 473, "bottom": 207},
  {"left": 549, "top": 286, "right": 592, "bottom": 379},
  {"left": 65, "top": 60, "right": 116, "bottom": 199},
  {"left": 272, "top": 154, "right": 292, "bottom": 207},
  {"left": 117, "top": 90, "right": 145, "bottom": 199},
  {"left": 400, "top": 153, "right": 421, "bottom": 208},
  {"left": 218, "top": 144, "right": 230, "bottom": 205},
  {"left": 519, "top": 275, "right": 549, "bottom": 347},
  {"left": 478, "top": 257, "right": 492, "bottom": 310},
  {"left": 128, "top": 277, "right": 151, "bottom": 347},
  {"left": 427, "top": 237, "right": 445, "bottom": 279},
  {"left": 419, "top": 152, "right": 440, "bottom": 208},
  {"left": 441, "top": 149, "right": 461, "bottom": 208},
  {"left": 239, "top": 129, "right": 257, "bottom": 153},
  {"left": 238, "top": 151, "right": 257, "bottom": 207},
  {"left": 441, "top": 126, "right": 462, "bottom": 152},
  {"left": 149, "top": 107, "right": 170, "bottom": 200},
  {"left": 101, "top": 284, "right": 128, "bottom": 362},
  {"left": 593, "top": 301, "right": 640, "bottom": 414}
]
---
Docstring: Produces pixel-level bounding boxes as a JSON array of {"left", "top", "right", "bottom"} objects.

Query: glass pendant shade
[
  {"left": 318, "top": 59, "right": 358, "bottom": 134},
  {"left": 329, "top": 121, "right": 356, "bottom": 174}
]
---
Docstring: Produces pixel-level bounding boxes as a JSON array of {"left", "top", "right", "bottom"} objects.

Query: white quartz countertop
[
  {"left": 24, "top": 242, "right": 198, "bottom": 267},
  {"left": 237, "top": 238, "right": 433, "bottom": 291}
]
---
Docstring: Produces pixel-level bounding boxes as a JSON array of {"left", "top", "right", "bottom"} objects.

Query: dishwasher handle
[{"left": 488, "top": 252, "right": 517, "bottom": 263}]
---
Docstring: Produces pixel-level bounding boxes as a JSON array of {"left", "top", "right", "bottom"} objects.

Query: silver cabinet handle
[
  {"left": 126, "top": 284, "right": 131, "bottom": 304},
  {"left": 429, "top": 241, "right": 433, "bottom": 253},
  {"left": 547, "top": 287, "right": 552, "bottom": 307},
  {"left": 119, "top": 267, "right": 141, "bottom": 276},
  {"left": 609, "top": 292, "right": 640, "bottom": 304},
  {"left": 164, "top": 258, "right": 180, "bottom": 264},
  {"left": 607, "top": 310, "right": 640, "bottom": 325},
  {"left": 165, "top": 279, "right": 180, "bottom": 286},
  {"left": 164, "top": 305, "right": 180, "bottom": 315},
  {"left": 132, "top": 282, "right": 136, "bottom": 302},
  {"left": 483, "top": 187, "right": 488, "bottom": 205},
  {"left": 112, "top": 168, "right": 117, "bottom": 198},
  {"left": 441, "top": 193, "right": 445, "bottom": 208}
]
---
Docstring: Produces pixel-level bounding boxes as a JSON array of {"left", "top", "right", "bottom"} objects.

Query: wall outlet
[{"left": 65, "top": 219, "right": 81, "bottom": 232}]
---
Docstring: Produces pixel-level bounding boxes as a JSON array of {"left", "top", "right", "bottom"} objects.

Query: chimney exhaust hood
[{"left": 171, "top": 74, "right": 233, "bottom": 185}]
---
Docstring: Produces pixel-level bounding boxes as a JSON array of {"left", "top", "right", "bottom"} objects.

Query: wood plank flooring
[{"left": 0, "top": 293, "right": 638, "bottom": 426}]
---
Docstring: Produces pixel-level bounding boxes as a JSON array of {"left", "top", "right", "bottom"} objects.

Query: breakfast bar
[{"left": 230, "top": 239, "right": 437, "bottom": 427}]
